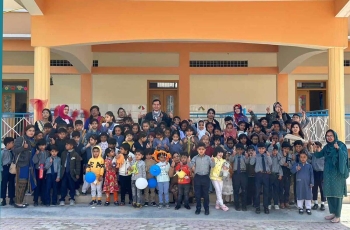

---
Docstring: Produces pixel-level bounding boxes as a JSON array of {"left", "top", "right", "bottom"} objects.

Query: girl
[
  {"left": 129, "top": 150, "right": 146, "bottom": 208},
  {"left": 146, "top": 133, "right": 155, "bottom": 151},
  {"left": 54, "top": 105, "right": 73, "bottom": 126},
  {"left": 164, "top": 127, "right": 172, "bottom": 142},
  {"left": 156, "top": 153, "right": 171, "bottom": 209},
  {"left": 141, "top": 120, "right": 150, "bottom": 134},
  {"left": 206, "top": 108, "right": 221, "bottom": 130},
  {"left": 233, "top": 104, "right": 248, "bottom": 128},
  {"left": 222, "top": 151, "right": 234, "bottom": 204},
  {"left": 132, "top": 123, "right": 141, "bottom": 141},
  {"left": 133, "top": 131, "right": 148, "bottom": 151},
  {"left": 252, "top": 123, "right": 268, "bottom": 143},
  {"left": 101, "top": 111, "right": 117, "bottom": 136},
  {"left": 224, "top": 123, "right": 237, "bottom": 141},
  {"left": 103, "top": 148, "right": 119, "bottom": 206},
  {"left": 169, "top": 131, "right": 183, "bottom": 155},
  {"left": 179, "top": 120, "right": 189, "bottom": 139},
  {"left": 153, "top": 129, "right": 170, "bottom": 151},
  {"left": 35, "top": 108, "right": 53, "bottom": 132},
  {"left": 237, "top": 134, "right": 250, "bottom": 150},
  {"left": 196, "top": 120, "right": 207, "bottom": 140},
  {"left": 224, "top": 137, "right": 236, "bottom": 154},
  {"left": 266, "top": 132, "right": 281, "bottom": 152},
  {"left": 205, "top": 123, "right": 214, "bottom": 138},
  {"left": 112, "top": 125, "right": 124, "bottom": 148},
  {"left": 237, "top": 121, "right": 248, "bottom": 137},
  {"left": 210, "top": 147, "right": 229, "bottom": 211}
]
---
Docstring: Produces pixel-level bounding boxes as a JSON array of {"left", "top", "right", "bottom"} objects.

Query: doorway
[
  {"left": 148, "top": 81, "right": 178, "bottom": 115},
  {"left": 2, "top": 80, "right": 29, "bottom": 113},
  {"left": 295, "top": 81, "right": 327, "bottom": 112}
]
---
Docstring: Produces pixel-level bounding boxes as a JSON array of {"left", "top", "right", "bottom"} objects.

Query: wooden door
[
  {"left": 163, "top": 90, "right": 178, "bottom": 115},
  {"left": 296, "top": 90, "right": 310, "bottom": 112}
]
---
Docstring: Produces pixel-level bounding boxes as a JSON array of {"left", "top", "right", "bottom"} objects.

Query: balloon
[
  {"left": 85, "top": 172, "right": 96, "bottom": 184},
  {"left": 147, "top": 178, "right": 157, "bottom": 189},
  {"left": 149, "top": 165, "right": 161, "bottom": 176},
  {"left": 135, "top": 178, "right": 148, "bottom": 190}
]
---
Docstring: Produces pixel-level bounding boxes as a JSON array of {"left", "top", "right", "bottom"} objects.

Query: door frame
[
  {"left": 147, "top": 80, "right": 179, "bottom": 116},
  {"left": 2, "top": 79, "right": 30, "bottom": 112},
  {"left": 295, "top": 80, "right": 328, "bottom": 112}
]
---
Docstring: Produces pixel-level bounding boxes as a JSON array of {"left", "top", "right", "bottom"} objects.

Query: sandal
[
  {"left": 221, "top": 205, "right": 229, "bottom": 212},
  {"left": 215, "top": 203, "right": 220, "bottom": 210},
  {"left": 330, "top": 218, "right": 340, "bottom": 223},
  {"left": 325, "top": 214, "right": 335, "bottom": 220}
]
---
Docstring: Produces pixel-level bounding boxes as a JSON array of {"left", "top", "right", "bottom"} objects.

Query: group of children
[{"left": 1, "top": 105, "right": 326, "bottom": 217}]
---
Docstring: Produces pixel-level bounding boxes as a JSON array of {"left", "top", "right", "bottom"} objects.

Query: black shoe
[
  {"left": 320, "top": 204, "right": 325, "bottom": 211},
  {"left": 205, "top": 209, "right": 209, "bottom": 215},
  {"left": 34, "top": 202, "right": 39, "bottom": 207},
  {"left": 306, "top": 209, "right": 312, "bottom": 215},
  {"left": 175, "top": 205, "right": 181, "bottom": 210},
  {"left": 144, "top": 202, "right": 149, "bottom": 207},
  {"left": 299, "top": 208, "right": 304, "bottom": 214},
  {"left": 104, "top": 202, "right": 110, "bottom": 206},
  {"left": 97, "top": 200, "right": 102, "bottom": 206},
  {"left": 9, "top": 199, "right": 14, "bottom": 206},
  {"left": 81, "top": 192, "right": 87, "bottom": 196},
  {"left": 1, "top": 200, "right": 6, "bottom": 206},
  {"left": 184, "top": 205, "right": 191, "bottom": 210},
  {"left": 114, "top": 201, "right": 119, "bottom": 206},
  {"left": 151, "top": 202, "right": 157, "bottom": 207},
  {"left": 89, "top": 200, "right": 97, "bottom": 206},
  {"left": 129, "top": 200, "right": 133, "bottom": 205},
  {"left": 45, "top": 204, "right": 50, "bottom": 207},
  {"left": 242, "top": 206, "right": 247, "bottom": 211},
  {"left": 312, "top": 204, "right": 318, "bottom": 210},
  {"left": 195, "top": 209, "right": 201, "bottom": 215},
  {"left": 255, "top": 207, "right": 261, "bottom": 214},
  {"left": 235, "top": 205, "right": 241, "bottom": 211},
  {"left": 264, "top": 207, "right": 269, "bottom": 214}
]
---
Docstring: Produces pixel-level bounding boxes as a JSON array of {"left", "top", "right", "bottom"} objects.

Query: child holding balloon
[
  {"left": 129, "top": 149, "right": 146, "bottom": 208},
  {"left": 103, "top": 148, "right": 119, "bottom": 206},
  {"left": 156, "top": 153, "right": 171, "bottom": 209},
  {"left": 144, "top": 149, "right": 157, "bottom": 207}
]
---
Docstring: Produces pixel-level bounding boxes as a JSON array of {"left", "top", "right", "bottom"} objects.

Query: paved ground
[{"left": 1, "top": 203, "right": 350, "bottom": 230}]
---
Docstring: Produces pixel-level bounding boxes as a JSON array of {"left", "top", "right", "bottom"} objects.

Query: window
[{"left": 189, "top": 60, "right": 248, "bottom": 67}]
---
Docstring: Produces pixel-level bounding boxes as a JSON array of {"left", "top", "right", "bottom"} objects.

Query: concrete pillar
[
  {"left": 81, "top": 74, "right": 92, "bottom": 112},
  {"left": 34, "top": 46, "right": 50, "bottom": 121},
  {"left": 179, "top": 52, "right": 190, "bottom": 119},
  {"left": 328, "top": 47, "right": 345, "bottom": 141},
  {"left": 277, "top": 74, "right": 289, "bottom": 112}
]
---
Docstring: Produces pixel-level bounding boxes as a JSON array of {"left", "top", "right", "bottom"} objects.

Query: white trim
[
  {"left": 3, "top": 9, "right": 28, "bottom": 13},
  {"left": 3, "top": 34, "right": 31, "bottom": 39}
]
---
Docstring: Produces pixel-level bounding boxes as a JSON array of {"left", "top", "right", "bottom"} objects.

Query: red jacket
[
  {"left": 175, "top": 163, "right": 191, "bottom": 184},
  {"left": 205, "top": 146, "right": 214, "bottom": 157}
]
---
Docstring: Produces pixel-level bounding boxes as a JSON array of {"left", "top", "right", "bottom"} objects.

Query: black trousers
[
  {"left": 254, "top": 172, "right": 269, "bottom": 208},
  {"left": 247, "top": 177, "right": 255, "bottom": 205},
  {"left": 60, "top": 172, "right": 76, "bottom": 201},
  {"left": 194, "top": 174, "right": 210, "bottom": 210},
  {"left": 34, "top": 169, "right": 46, "bottom": 203},
  {"left": 1, "top": 165, "right": 15, "bottom": 199},
  {"left": 119, "top": 175, "right": 132, "bottom": 203},
  {"left": 45, "top": 173, "right": 58, "bottom": 205},
  {"left": 177, "top": 184, "right": 190, "bottom": 206},
  {"left": 279, "top": 175, "right": 291, "bottom": 204},
  {"left": 312, "top": 171, "right": 326, "bottom": 202},
  {"left": 268, "top": 174, "right": 279, "bottom": 205},
  {"left": 233, "top": 172, "right": 248, "bottom": 207}
]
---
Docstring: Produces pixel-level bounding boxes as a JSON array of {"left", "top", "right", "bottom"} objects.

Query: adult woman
[
  {"left": 284, "top": 122, "right": 305, "bottom": 146},
  {"left": 313, "top": 130, "right": 349, "bottom": 223},
  {"left": 84, "top": 105, "right": 104, "bottom": 130},
  {"left": 12, "top": 125, "right": 36, "bottom": 208},
  {"left": 54, "top": 104, "right": 73, "bottom": 126},
  {"left": 116, "top": 107, "right": 131, "bottom": 124},
  {"left": 34, "top": 109, "right": 53, "bottom": 132},
  {"left": 206, "top": 108, "right": 221, "bottom": 130},
  {"left": 233, "top": 104, "right": 248, "bottom": 128},
  {"left": 266, "top": 102, "right": 291, "bottom": 128}
]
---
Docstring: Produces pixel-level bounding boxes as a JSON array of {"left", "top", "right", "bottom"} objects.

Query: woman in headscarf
[
  {"left": 84, "top": 105, "right": 105, "bottom": 130},
  {"left": 313, "top": 130, "right": 349, "bottom": 223},
  {"left": 233, "top": 104, "right": 248, "bottom": 128},
  {"left": 12, "top": 125, "right": 37, "bottom": 208},
  {"left": 116, "top": 107, "right": 131, "bottom": 124},
  {"left": 54, "top": 104, "right": 73, "bottom": 126},
  {"left": 205, "top": 108, "right": 221, "bottom": 130},
  {"left": 266, "top": 102, "right": 291, "bottom": 128}
]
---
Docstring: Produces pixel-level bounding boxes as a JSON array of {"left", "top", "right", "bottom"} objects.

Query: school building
[{"left": 2, "top": 0, "right": 350, "bottom": 143}]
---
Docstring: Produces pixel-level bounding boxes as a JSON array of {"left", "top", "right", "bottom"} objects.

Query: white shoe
[
  {"left": 274, "top": 205, "right": 280, "bottom": 210},
  {"left": 75, "top": 190, "right": 80, "bottom": 196},
  {"left": 59, "top": 201, "right": 65, "bottom": 206},
  {"left": 69, "top": 200, "right": 75, "bottom": 206},
  {"left": 268, "top": 205, "right": 271, "bottom": 210}
]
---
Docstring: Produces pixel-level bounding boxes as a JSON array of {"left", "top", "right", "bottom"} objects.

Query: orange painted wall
[{"left": 31, "top": 1, "right": 347, "bottom": 48}]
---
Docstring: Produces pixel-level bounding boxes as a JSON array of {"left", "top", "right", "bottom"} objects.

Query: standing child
[
  {"left": 103, "top": 148, "right": 119, "bottom": 206},
  {"left": 144, "top": 149, "right": 157, "bottom": 207},
  {"left": 210, "top": 147, "right": 229, "bottom": 211},
  {"left": 84, "top": 119, "right": 101, "bottom": 145},
  {"left": 222, "top": 151, "right": 233, "bottom": 204},
  {"left": 101, "top": 111, "right": 117, "bottom": 136},
  {"left": 279, "top": 142, "right": 293, "bottom": 209},
  {"left": 1, "top": 137, "right": 15, "bottom": 206},
  {"left": 112, "top": 125, "right": 124, "bottom": 149},
  {"left": 32, "top": 139, "right": 50, "bottom": 206},
  {"left": 268, "top": 145, "right": 283, "bottom": 211},
  {"left": 246, "top": 145, "right": 256, "bottom": 206},
  {"left": 310, "top": 141, "right": 326, "bottom": 211},
  {"left": 174, "top": 152, "right": 192, "bottom": 210},
  {"left": 182, "top": 127, "right": 199, "bottom": 156},
  {"left": 44, "top": 145, "right": 61, "bottom": 206},
  {"left": 81, "top": 135, "right": 98, "bottom": 195},
  {"left": 189, "top": 142, "right": 216, "bottom": 215},
  {"left": 87, "top": 146, "right": 105, "bottom": 206},
  {"left": 169, "top": 131, "right": 183, "bottom": 155},
  {"left": 133, "top": 131, "right": 148, "bottom": 151},
  {"left": 156, "top": 153, "right": 171, "bottom": 209},
  {"left": 123, "top": 131, "right": 135, "bottom": 150},
  {"left": 99, "top": 132, "right": 109, "bottom": 158},
  {"left": 129, "top": 149, "right": 146, "bottom": 208},
  {"left": 291, "top": 150, "right": 314, "bottom": 215}
]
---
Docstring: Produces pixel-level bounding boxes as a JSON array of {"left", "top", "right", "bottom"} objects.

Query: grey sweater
[
  {"left": 44, "top": 156, "right": 61, "bottom": 179},
  {"left": 12, "top": 136, "right": 32, "bottom": 168},
  {"left": 131, "top": 160, "right": 146, "bottom": 181},
  {"left": 32, "top": 151, "right": 50, "bottom": 169}
]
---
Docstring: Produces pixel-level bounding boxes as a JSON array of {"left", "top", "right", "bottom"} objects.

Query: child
[
  {"left": 74, "top": 120, "right": 85, "bottom": 143},
  {"left": 164, "top": 127, "right": 172, "bottom": 141},
  {"left": 103, "top": 148, "right": 119, "bottom": 206},
  {"left": 310, "top": 141, "right": 326, "bottom": 211},
  {"left": 237, "top": 134, "right": 249, "bottom": 150},
  {"left": 174, "top": 152, "right": 192, "bottom": 210},
  {"left": 117, "top": 143, "right": 135, "bottom": 205},
  {"left": 81, "top": 135, "right": 98, "bottom": 195},
  {"left": 222, "top": 151, "right": 233, "bottom": 204},
  {"left": 32, "top": 139, "right": 50, "bottom": 206},
  {"left": 237, "top": 121, "right": 248, "bottom": 137},
  {"left": 189, "top": 142, "right": 215, "bottom": 215},
  {"left": 123, "top": 131, "right": 135, "bottom": 150},
  {"left": 86, "top": 146, "right": 105, "bottom": 206},
  {"left": 146, "top": 132, "right": 155, "bottom": 151},
  {"left": 153, "top": 129, "right": 170, "bottom": 151},
  {"left": 44, "top": 145, "right": 61, "bottom": 206},
  {"left": 107, "top": 138, "right": 118, "bottom": 153},
  {"left": 101, "top": 111, "right": 117, "bottom": 136},
  {"left": 196, "top": 120, "right": 207, "bottom": 140},
  {"left": 224, "top": 123, "right": 237, "bottom": 141},
  {"left": 156, "top": 153, "right": 171, "bottom": 208},
  {"left": 210, "top": 147, "right": 229, "bottom": 211},
  {"left": 279, "top": 142, "right": 293, "bottom": 209},
  {"left": 201, "top": 135, "right": 214, "bottom": 158},
  {"left": 133, "top": 131, "right": 147, "bottom": 151},
  {"left": 72, "top": 131, "right": 84, "bottom": 154},
  {"left": 252, "top": 123, "right": 269, "bottom": 143},
  {"left": 1, "top": 137, "right": 15, "bottom": 206},
  {"left": 129, "top": 149, "right": 146, "bottom": 208},
  {"left": 250, "top": 142, "right": 272, "bottom": 214},
  {"left": 291, "top": 151, "right": 314, "bottom": 215},
  {"left": 179, "top": 120, "right": 189, "bottom": 139},
  {"left": 67, "top": 124, "right": 74, "bottom": 138},
  {"left": 268, "top": 145, "right": 283, "bottom": 210},
  {"left": 144, "top": 149, "right": 157, "bottom": 207},
  {"left": 50, "top": 128, "right": 68, "bottom": 158},
  {"left": 59, "top": 139, "right": 82, "bottom": 206},
  {"left": 224, "top": 137, "right": 235, "bottom": 154},
  {"left": 132, "top": 124, "right": 141, "bottom": 141},
  {"left": 182, "top": 127, "right": 199, "bottom": 155},
  {"left": 212, "top": 135, "right": 224, "bottom": 150},
  {"left": 112, "top": 125, "right": 124, "bottom": 148},
  {"left": 85, "top": 119, "right": 101, "bottom": 145},
  {"left": 43, "top": 123, "right": 53, "bottom": 145},
  {"left": 171, "top": 116, "right": 181, "bottom": 131},
  {"left": 99, "top": 132, "right": 109, "bottom": 157},
  {"left": 169, "top": 131, "right": 183, "bottom": 155},
  {"left": 246, "top": 145, "right": 256, "bottom": 206},
  {"left": 141, "top": 120, "right": 150, "bottom": 134}
]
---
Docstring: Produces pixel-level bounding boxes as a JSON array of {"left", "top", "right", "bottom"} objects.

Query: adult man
[{"left": 144, "top": 99, "right": 173, "bottom": 127}]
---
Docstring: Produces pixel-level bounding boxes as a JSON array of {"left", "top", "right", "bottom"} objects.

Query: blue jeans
[
  {"left": 45, "top": 173, "right": 58, "bottom": 205},
  {"left": 157, "top": 181, "right": 169, "bottom": 204},
  {"left": 60, "top": 172, "right": 76, "bottom": 201}
]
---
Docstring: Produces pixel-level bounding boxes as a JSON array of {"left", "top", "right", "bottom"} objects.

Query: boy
[
  {"left": 44, "top": 145, "right": 61, "bottom": 206},
  {"left": 250, "top": 142, "right": 272, "bottom": 214},
  {"left": 268, "top": 145, "right": 283, "bottom": 210},
  {"left": 32, "top": 139, "right": 50, "bottom": 206},
  {"left": 310, "top": 141, "right": 326, "bottom": 211},
  {"left": 224, "top": 137, "right": 235, "bottom": 154},
  {"left": 87, "top": 146, "right": 105, "bottom": 206},
  {"left": 292, "top": 111, "right": 310, "bottom": 129},
  {"left": 129, "top": 149, "right": 146, "bottom": 208},
  {"left": 174, "top": 152, "right": 192, "bottom": 210},
  {"left": 230, "top": 143, "right": 250, "bottom": 211},
  {"left": 291, "top": 150, "right": 314, "bottom": 215},
  {"left": 246, "top": 145, "right": 256, "bottom": 207},
  {"left": 72, "top": 130, "right": 84, "bottom": 195},
  {"left": 74, "top": 120, "right": 85, "bottom": 143},
  {"left": 144, "top": 149, "right": 157, "bottom": 207},
  {"left": 85, "top": 118, "right": 101, "bottom": 145},
  {"left": 81, "top": 134, "right": 98, "bottom": 195},
  {"left": 123, "top": 131, "right": 135, "bottom": 150},
  {"left": 50, "top": 128, "right": 68, "bottom": 158},
  {"left": 43, "top": 123, "right": 53, "bottom": 145},
  {"left": 279, "top": 142, "right": 293, "bottom": 209},
  {"left": 67, "top": 124, "right": 74, "bottom": 138},
  {"left": 60, "top": 139, "right": 82, "bottom": 206},
  {"left": 189, "top": 142, "right": 215, "bottom": 215},
  {"left": 107, "top": 138, "right": 118, "bottom": 154},
  {"left": 171, "top": 116, "right": 181, "bottom": 131},
  {"left": 1, "top": 137, "right": 15, "bottom": 206}
]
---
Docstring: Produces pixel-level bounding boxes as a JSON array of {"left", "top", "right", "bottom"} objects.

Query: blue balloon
[
  {"left": 149, "top": 165, "right": 161, "bottom": 176},
  {"left": 148, "top": 178, "right": 157, "bottom": 189},
  {"left": 85, "top": 172, "right": 96, "bottom": 183}
]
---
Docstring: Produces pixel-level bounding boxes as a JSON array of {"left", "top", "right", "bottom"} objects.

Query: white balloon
[{"left": 135, "top": 178, "right": 148, "bottom": 189}]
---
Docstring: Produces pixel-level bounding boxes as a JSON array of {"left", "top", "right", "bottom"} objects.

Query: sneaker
[
  {"left": 97, "top": 200, "right": 102, "bottom": 206},
  {"left": 144, "top": 202, "right": 149, "bottom": 207},
  {"left": 89, "top": 200, "right": 97, "bottom": 206},
  {"left": 151, "top": 202, "right": 157, "bottom": 207},
  {"left": 69, "top": 200, "right": 75, "bottom": 206},
  {"left": 1, "top": 200, "right": 6, "bottom": 206},
  {"left": 320, "top": 204, "right": 325, "bottom": 211},
  {"left": 268, "top": 205, "right": 271, "bottom": 210},
  {"left": 165, "top": 203, "right": 170, "bottom": 209},
  {"left": 274, "top": 205, "right": 280, "bottom": 210},
  {"left": 312, "top": 204, "right": 319, "bottom": 210},
  {"left": 60, "top": 201, "right": 65, "bottom": 206},
  {"left": 158, "top": 204, "right": 163, "bottom": 209},
  {"left": 75, "top": 190, "right": 80, "bottom": 196},
  {"left": 104, "top": 202, "right": 110, "bottom": 206},
  {"left": 81, "top": 192, "right": 87, "bottom": 196},
  {"left": 299, "top": 208, "right": 304, "bottom": 215},
  {"left": 184, "top": 205, "right": 191, "bottom": 210}
]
